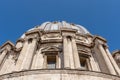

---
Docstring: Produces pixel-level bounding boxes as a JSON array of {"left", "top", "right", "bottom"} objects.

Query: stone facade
[
  {"left": 112, "top": 50, "right": 120, "bottom": 68},
  {"left": 0, "top": 21, "right": 120, "bottom": 80}
]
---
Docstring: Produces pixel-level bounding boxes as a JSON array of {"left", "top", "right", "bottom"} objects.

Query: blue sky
[{"left": 0, "top": 0, "right": 120, "bottom": 52}]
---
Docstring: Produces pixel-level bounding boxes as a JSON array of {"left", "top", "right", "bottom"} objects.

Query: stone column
[
  {"left": 31, "top": 51, "right": 38, "bottom": 69},
  {"left": 56, "top": 55, "right": 59, "bottom": 68},
  {"left": 105, "top": 47, "right": 120, "bottom": 75},
  {"left": 67, "top": 38, "right": 74, "bottom": 69},
  {"left": 22, "top": 38, "right": 38, "bottom": 70},
  {"left": 98, "top": 44, "right": 116, "bottom": 75},
  {"left": 86, "top": 58, "right": 92, "bottom": 70},
  {"left": 15, "top": 38, "right": 38, "bottom": 71},
  {"left": 0, "top": 49, "right": 8, "bottom": 65},
  {"left": 63, "top": 36, "right": 70, "bottom": 68},
  {"left": 0, "top": 49, "right": 8, "bottom": 75},
  {"left": 32, "top": 48, "right": 44, "bottom": 69},
  {"left": 15, "top": 41, "right": 28, "bottom": 71},
  {"left": 89, "top": 56, "right": 100, "bottom": 71},
  {"left": 43, "top": 55, "right": 47, "bottom": 69},
  {"left": 58, "top": 52, "right": 61, "bottom": 68},
  {"left": 71, "top": 37, "right": 81, "bottom": 69}
]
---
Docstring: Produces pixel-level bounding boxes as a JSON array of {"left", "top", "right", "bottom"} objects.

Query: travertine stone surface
[
  {"left": 98, "top": 44, "right": 116, "bottom": 75},
  {"left": 0, "top": 21, "right": 120, "bottom": 80},
  {"left": 0, "top": 70, "right": 120, "bottom": 80}
]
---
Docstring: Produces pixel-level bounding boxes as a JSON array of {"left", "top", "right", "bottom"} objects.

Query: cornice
[
  {"left": 61, "top": 28, "right": 77, "bottom": 33},
  {"left": 0, "top": 41, "right": 15, "bottom": 49},
  {"left": 25, "top": 29, "right": 41, "bottom": 37},
  {"left": 76, "top": 33, "right": 93, "bottom": 38},
  {"left": 42, "top": 30, "right": 61, "bottom": 34},
  {"left": 93, "top": 35, "right": 107, "bottom": 43},
  {"left": 76, "top": 41, "right": 92, "bottom": 48},
  {"left": 41, "top": 39, "right": 62, "bottom": 43},
  {"left": 85, "top": 33, "right": 93, "bottom": 37},
  {"left": 16, "top": 38, "right": 25, "bottom": 43},
  {"left": 112, "top": 50, "right": 120, "bottom": 57}
]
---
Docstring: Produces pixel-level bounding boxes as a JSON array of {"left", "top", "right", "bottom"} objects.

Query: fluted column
[
  {"left": 0, "top": 49, "right": 8, "bottom": 66},
  {"left": 63, "top": 36, "right": 70, "bottom": 68},
  {"left": 98, "top": 44, "right": 116, "bottom": 75},
  {"left": 71, "top": 37, "right": 81, "bottom": 69},
  {"left": 105, "top": 47, "right": 120, "bottom": 75}
]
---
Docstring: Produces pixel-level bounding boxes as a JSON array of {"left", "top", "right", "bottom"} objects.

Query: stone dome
[
  {"left": 21, "top": 21, "right": 89, "bottom": 38},
  {"left": 1, "top": 21, "right": 120, "bottom": 80}
]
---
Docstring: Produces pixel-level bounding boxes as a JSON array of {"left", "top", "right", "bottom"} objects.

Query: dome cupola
[{"left": 21, "top": 21, "right": 90, "bottom": 38}]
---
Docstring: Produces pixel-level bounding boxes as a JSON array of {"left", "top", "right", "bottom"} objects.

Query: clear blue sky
[{"left": 0, "top": 0, "right": 120, "bottom": 52}]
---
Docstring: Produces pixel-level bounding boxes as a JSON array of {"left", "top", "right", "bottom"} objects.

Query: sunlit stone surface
[{"left": 0, "top": 21, "right": 120, "bottom": 80}]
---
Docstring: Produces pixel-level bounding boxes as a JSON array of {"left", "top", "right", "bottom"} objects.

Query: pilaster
[
  {"left": 105, "top": 46, "right": 120, "bottom": 75},
  {"left": 15, "top": 30, "right": 40, "bottom": 71},
  {"left": 89, "top": 54, "right": 100, "bottom": 71},
  {"left": 63, "top": 36, "right": 70, "bottom": 68},
  {"left": 0, "top": 49, "right": 8, "bottom": 66},
  {"left": 71, "top": 36, "right": 81, "bottom": 69},
  {"left": 98, "top": 43, "right": 116, "bottom": 75}
]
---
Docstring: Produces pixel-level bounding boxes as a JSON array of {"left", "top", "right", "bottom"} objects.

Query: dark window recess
[
  {"left": 28, "top": 38, "right": 33, "bottom": 44},
  {"left": 79, "top": 56, "right": 88, "bottom": 70},
  {"left": 47, "top": 55, "right": 56, "bottom": 69}
]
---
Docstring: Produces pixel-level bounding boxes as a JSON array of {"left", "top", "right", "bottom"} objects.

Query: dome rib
[{"left": 20, "top": 21, "right": 90, "bottom": 38}]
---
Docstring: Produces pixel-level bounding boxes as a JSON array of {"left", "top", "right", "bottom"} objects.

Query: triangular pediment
[
  {"left": 41, "top": 46, "right": 60, "bottom": 52},
  {"left": 0, "top": 41, "right": 15, "bottom": 49}
]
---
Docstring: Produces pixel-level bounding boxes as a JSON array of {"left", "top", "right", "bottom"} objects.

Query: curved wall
[
  {"left": 0, "top": 22, "right": 120, "bottom": 80},
  {"left": 0, "top": 69, "right": 120, "bottom": 80}
]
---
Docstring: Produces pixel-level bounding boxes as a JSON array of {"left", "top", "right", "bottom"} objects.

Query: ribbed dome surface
[{"left": 21, "top": 21, "right": 90, "bottom": 38}]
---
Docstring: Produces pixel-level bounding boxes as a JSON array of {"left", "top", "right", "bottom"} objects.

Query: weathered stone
[{"left": 0, "top": 21, "right": 120, "bottom": 80}]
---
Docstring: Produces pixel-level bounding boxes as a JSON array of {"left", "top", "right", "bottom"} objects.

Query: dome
[
  {"left": 21, "top": 21, "right": 89, "bottom": 38},
  {"left": 38, "top": 21, "right": 89, "bottom": 34},
  {"left": 1, "top": 21, "right": 120, "bottom": 80}
]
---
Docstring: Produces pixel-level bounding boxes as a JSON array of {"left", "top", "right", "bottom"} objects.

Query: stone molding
[
  {"left": 41, "top": 46, "right": 61, "bottom": 53},
  {"left": 112, "top": 50, "right": 120, "bottom": 57},
  {"left": 0, "top": 41, "right": 15, "bottom": 50},
  {"left": 93, "top": 35, "right": 107, "bottom": 43},
  {"left": 25, "top": 29, "right": 41, "bottom": 37},
  {"left": 16, "top": 38, "right": 25, "bottom": 43},
  {"left": 41, "top": 39, "right": 62, "bottom": 43},
  {"left": 76, "top": 41, "right": 92, "bottom": 48},
  {"left": 0, "top": 69, "right": 120, "bottom": 80},
  {"left": 61, "top": 28, "right": 78, "bottom": 33}
]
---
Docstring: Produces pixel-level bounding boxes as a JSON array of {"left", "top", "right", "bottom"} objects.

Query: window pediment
[{"left": 41, "top": 46, "right": 60, "bottom": 53}]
